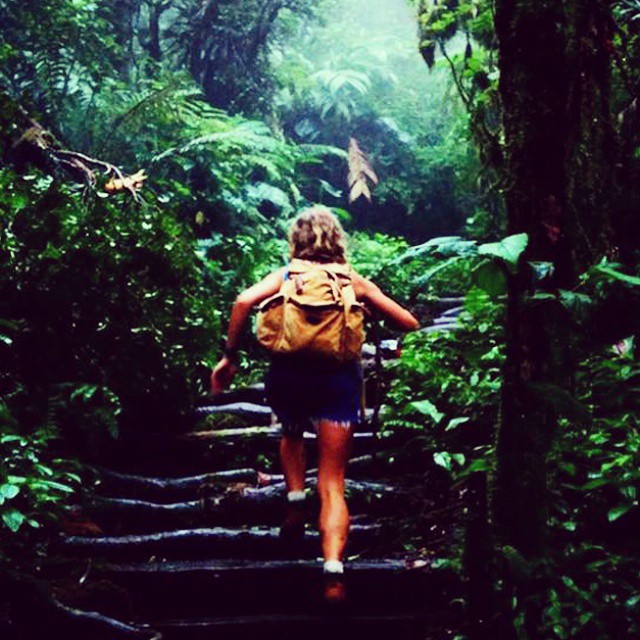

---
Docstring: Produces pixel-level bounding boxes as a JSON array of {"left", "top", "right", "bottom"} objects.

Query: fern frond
[
  {"left": 111, "top": 83, "right": 207, "bottom": 133},
  {"left": 151, "top": 126, "right": 257, "bottom": 163},
  {"left": 298, "top": 144, "right": 348, "bottom": 160},
  {"left": 244, "top": 156, "right": 284, "bottom": 182}
]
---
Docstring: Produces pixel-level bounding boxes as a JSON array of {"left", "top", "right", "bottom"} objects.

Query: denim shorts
[{"left": 264, "top": 354, "right": 364, "bottom": 436}]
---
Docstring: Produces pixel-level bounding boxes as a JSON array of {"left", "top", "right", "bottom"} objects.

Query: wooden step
[
  {"left": 91, "top": 466, "right": 257, "bottom": 502},
  {"left": 420, "top": 324, "right": 461, "bottom": 334},
  {"left": 98, "top": 429, "right": 386, "bottom": 476},
  {"left": 91, "top": 455, "right": 379, "bottom": 502},
  {"left": 182, "top": 426, "right": 377, "bottom": 440},
  {"left": 433, "top": 316, "right": 460, "bottom": 325},
  {"left": 52, "top": 523, "right": 382, "bottom": 561},
  {"left": 0, "top": 566, "right": 161, "bottom": 640},
  {"left": 194, "top": 402, "right": 273, "bottom": 424},
  {"left": 85, "top": 479, "right": 406, "bottom": 533},
  {"left": 91, "top": 558, "right": 454, "bottom": 619},
  {"left": 194, "top": 405, "right": 379, "bottom": 426},
  {"left": 181, "top": 427, "right": 380, "bottom": 447},
  {"left": 97, "top": 431, "right": 277, "bottom": 476},
  {"left": 199, "top": 384, "right": 266, "bottom": 407},
  {"left": 439, "top": 305, "right": 464, "bottom": 318},
  {"left": 430, "top": 296, "right": 465, "bottom": 310},
  {"left": 136, "top": 612, "right": 449, "bottom": 640}
]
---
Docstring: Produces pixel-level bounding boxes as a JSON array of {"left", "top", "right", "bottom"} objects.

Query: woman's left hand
[{"left": 210, "top": 357, "right": 237, "bottom": 395}]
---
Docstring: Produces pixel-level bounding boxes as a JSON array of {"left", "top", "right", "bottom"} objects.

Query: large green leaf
[
  {"left": 608, "top": 504, "right": 633, "bottom": 522},
  {"left": 558, "top": 290, "right": 593, "bottom": 323},
  {"left": 594, "top": 264, "right": 640, "bottom": 287},
  {"left": 0, "top": 484, "right": 19, "bottom": 501},
  {"left": 2, "top": 508, "right": 26, "bottom": 532},
  {"left": 414, "top": 257, "right": 463, "bottom": 287},
  {"left": 410, "top": 399, "right": 444, "bottom": 424},
  {"left": 445, "top": 417, "right": 471, "bottom": 432},
  {"left": 245, "top": 183, "right": 292, "bottom": 213},
  {"left": 472, "top": 259, "right": 507, "bottom": 297},
  {"left": 433, "top": 451, "right": 452, "bottom": 470},
  {"left": 433, "top": 451, "right": 465, "bottom": 471},
  {"left": 478, "top": 233, "right": 528, "bottom": 269},
  {"left": 392, "top": 236, "right": 478, "bottom": 264}
]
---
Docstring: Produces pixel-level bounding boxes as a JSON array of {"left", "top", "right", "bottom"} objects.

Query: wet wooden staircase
[{"left": 41, "top": 301, "right": 465, "bottom": 639}]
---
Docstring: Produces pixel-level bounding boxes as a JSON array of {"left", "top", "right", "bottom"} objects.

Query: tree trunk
[
  {"left": 148, "top": 3, "right": 163, "bottom": 61},
  {"left": 492, "top": 0, "right": 615, "bottom": 559}
]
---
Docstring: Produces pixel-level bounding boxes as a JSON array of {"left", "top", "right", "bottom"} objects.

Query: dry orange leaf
[
  {"left": 347, "top": 138, "right": 378, "bottom": 203},
  {"left": 104, "top": 169, "right": 148, "bottom": 194}
]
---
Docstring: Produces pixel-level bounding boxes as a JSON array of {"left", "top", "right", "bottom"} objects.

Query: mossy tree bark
[{"left": 492, "top": 0, "right": 615, "bottom": 559}]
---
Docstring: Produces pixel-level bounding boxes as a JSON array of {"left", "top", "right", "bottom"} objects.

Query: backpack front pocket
[{"left": 256, "top": 293, "right": 285, "bottom": 350}]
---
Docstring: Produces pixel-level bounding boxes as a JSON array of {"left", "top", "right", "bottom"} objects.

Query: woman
[{"left": 210, "top": 206, "right": 419, "bottom": 601}]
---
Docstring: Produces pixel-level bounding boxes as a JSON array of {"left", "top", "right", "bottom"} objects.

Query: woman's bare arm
[
  {"left": 224, "top": 267, "right": 285, "bottom": 353},
  {"left": 352, "top": 272, "right": 420, "bottom": 331},
  {"left": 210, "top": 268, "right": 284, "bottom": 394}
]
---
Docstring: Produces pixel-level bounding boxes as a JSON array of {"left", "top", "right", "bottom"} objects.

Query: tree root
[{"left": 0, "top": 567, "right": 160, "bottom": 639}]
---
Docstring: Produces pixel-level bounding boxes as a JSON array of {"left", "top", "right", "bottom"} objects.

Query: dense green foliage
[
  {"left": 0, "top": 163, "right": 220, "bottom": 557},
  {"left": 4, "top": 0, "right": 481, "bottom": 549},
  {"left": 0, "top": 166, "right": 214, "bottom": 430},
  {"left": 2, "top": 0, "right": 640, "bottom": 637},
  {"left": 0, "top": 426, "right": 82, "bottom": 563},
  {"left": 382, "top": 249, "right": 640, "bottom": 637}
]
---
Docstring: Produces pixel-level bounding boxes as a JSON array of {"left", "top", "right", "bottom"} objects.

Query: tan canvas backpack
[{"left": 256, "top": 258, "right": 365, "bottom": 361}]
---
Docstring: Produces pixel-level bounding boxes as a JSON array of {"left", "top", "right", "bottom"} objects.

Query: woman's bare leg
[
  {"left": 279, "top": 433, "right": 306, "bottom": 492},
  {"left": 316, "top": 421, "right": 354, "bottom": 562},
  {"left": 279, "top": 433, "right": 307, "bottom": 544}
]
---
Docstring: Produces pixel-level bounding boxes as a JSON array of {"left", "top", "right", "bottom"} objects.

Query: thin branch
[
  {"left": 2, "top": 88, "right": 145, "bottom": 200},
  {"left": 55, "top": 150, "right": 145, "bottom": 199},
  {"left": 435, "top": 40, "right": 503, "bottom": 172},
  {"left": 438, "top": 40, "right": 471, "bottom": 107}
]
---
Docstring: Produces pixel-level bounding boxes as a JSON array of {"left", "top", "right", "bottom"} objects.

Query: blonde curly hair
[{"left": 288, "top": 206, "right": 348, "bottom": 264}]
